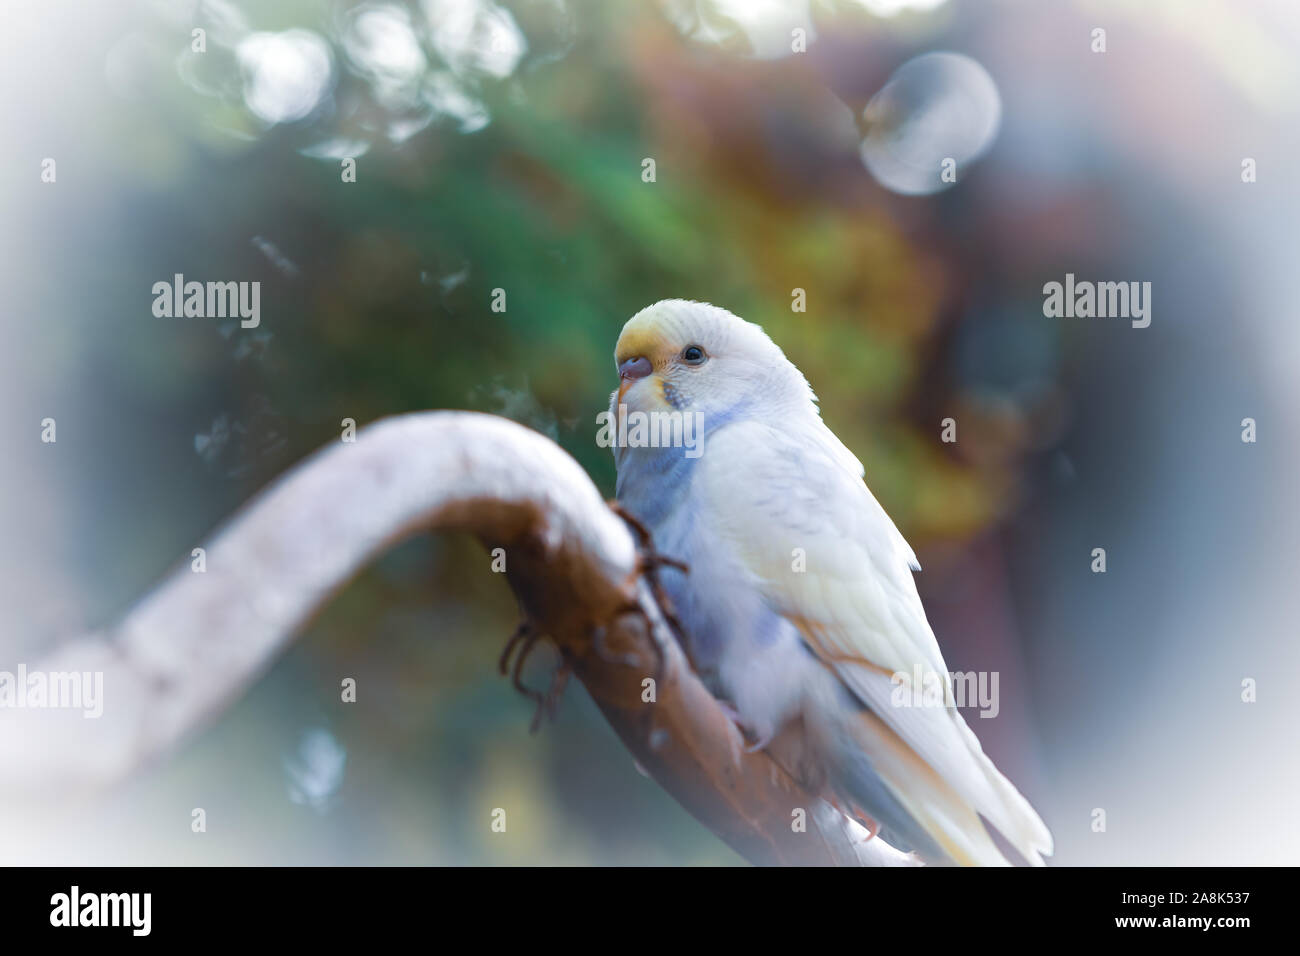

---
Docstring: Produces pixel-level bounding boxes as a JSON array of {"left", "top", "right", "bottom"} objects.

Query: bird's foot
[
  {"left": 849, "top": 803, "right": 881, "bottom": 842},
  {"left": 607, "top": 500, "right": 700, "bottom": 744},
  {"left": 827, "top": 796, "right": 881, "bottom": 842},
  {"left": 714, "top": 700, "right": 750, "bottom": 766},
  {"left": 498, "top": 618, "right": 570, "bottom": 733},
  {"left": 608, "top": 500, "right": 690, "bottom": 576},
  {"left": 715, "top": 700, "right": 772, "bottom": 753},
  {"left": 607, "top": 499, "right": 695, "bottom": 672},
  {"left": 716, "top": 700, "right": 743, "bottom": 723}
]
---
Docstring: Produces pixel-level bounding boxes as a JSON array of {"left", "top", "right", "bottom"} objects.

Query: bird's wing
[{"left": 698, "top": 418, "right": 1053, "bottom": 865}]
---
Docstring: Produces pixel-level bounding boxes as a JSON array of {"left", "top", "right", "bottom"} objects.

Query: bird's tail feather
[
  {"left": 953, "top": 717, "right": 1054, "bottom": 865},
  {"left": 820, "top": 707, "right": 1037, "bottom": 866}
]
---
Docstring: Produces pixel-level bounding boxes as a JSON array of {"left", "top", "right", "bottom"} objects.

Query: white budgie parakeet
[{"left": 609, "top": 299, "right": 1053, "bottom": 866}]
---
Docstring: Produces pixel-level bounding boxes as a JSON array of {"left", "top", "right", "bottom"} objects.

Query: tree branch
[{"left": 0, "top": 412, "right": 916, "bottom": 866}]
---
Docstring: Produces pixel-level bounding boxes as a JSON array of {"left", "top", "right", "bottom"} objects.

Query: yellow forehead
[
  {"left": 614, "top": 324, "right": 674, "bottom": 364},
  {"left": 616, "top": 300, "right": 723, "bottom": 364}
]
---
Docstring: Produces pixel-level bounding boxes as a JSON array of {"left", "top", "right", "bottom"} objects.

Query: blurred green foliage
[{"left": 39, "top": 0, "right": 1021, "bottom": 864}]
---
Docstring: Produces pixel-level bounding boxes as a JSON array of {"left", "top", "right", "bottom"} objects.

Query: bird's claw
[
  {"left": 849, "top": 803, "right": 881, "bottom": 842},
  {"left": 606, "top": 500, "right": 698, "bottom": 742},
  {"left": 607, "top": 500, "right": 695, "bottom": 673},
  {"left": 716, "top": 700, "right": 771, "bottom": 753},
  {"left": 498, "top": 618, "right": 570, "bottom": 733}
]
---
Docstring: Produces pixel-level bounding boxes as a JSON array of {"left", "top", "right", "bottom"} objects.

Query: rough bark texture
[{"left": 0, "top": 411, "right": 916, "bottom": 866}]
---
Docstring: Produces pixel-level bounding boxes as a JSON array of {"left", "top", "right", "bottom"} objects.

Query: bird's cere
[{"left": 596, "top": 403, "right": 705, "bottom": 459}]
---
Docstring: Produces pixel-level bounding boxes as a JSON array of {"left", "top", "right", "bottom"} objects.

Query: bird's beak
[{"left": 617, "top": 356, "right": 653, "bottom": 403}]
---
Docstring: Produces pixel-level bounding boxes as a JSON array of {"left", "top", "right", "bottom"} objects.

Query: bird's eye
[{"left": 681, "top": 345, "right": 707, "bottom": 365}]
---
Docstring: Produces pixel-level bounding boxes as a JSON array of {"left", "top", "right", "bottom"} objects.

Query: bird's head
[{"left": 612, "top": 300, "right": 816, "bottom": 423}]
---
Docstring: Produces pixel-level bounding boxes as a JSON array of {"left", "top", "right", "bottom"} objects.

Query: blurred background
[{"left": 2, "top": 0, "right": 1298, "bottom": 864}]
